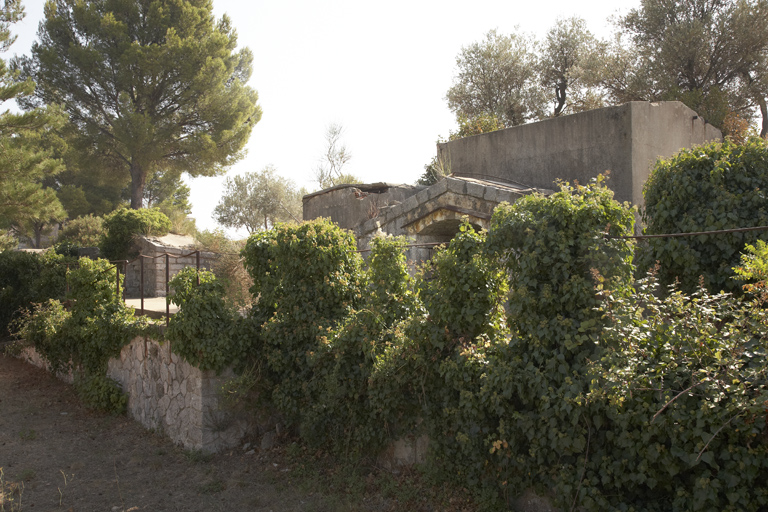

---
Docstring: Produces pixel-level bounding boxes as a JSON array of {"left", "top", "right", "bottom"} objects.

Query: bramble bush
[{"left": 587, "top": 275, "right": 768, "bottom": 510}]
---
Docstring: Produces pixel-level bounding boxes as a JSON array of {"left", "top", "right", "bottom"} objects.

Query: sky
[{"left": 8, "top": 0, "right": 640, "bottom": 238}]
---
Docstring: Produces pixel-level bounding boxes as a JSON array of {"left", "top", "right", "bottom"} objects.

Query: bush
[
  {"left": 100, "top": 208, "right": 171, "bottom": 260},
  {"left": 242, "top": 219, "right": 365, "bottom": 422},
  {"left": 734, "top": 239, "right": 768, "bottom": 299},
  {"left": 0, "top": 232, "right": 18, "bottom": 252},
  {"left": 166, "top": 267, "right": 254, "bottom": 373},
  {"left": 17, "top": 257, "right": 152, "bottom": 413},
  {"left": 419, "top": 178, "right": 636, "bottom": 508},
  {"left": 592, "top": 276, "right": 768, "bottom": 510},
  {"left": 0, "top": 250, "right": 68, "bottom": 336},
  {"left": 640, "top": 138, "right": 768, "bottom": 294},
  {"left": 59, "top": 214, "right": 105, "bottom": 247},
  {"left": 194, "top": 229, "right": 253, "bottom": 309}
]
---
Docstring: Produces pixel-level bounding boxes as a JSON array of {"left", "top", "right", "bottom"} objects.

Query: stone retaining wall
[
  {"left": 20, "top": 337, "right": 247, "bottom": 453},
  {"left": 20, "top": 336, "right": 430, "bottom": 465},
  {"left": 107, "top": 337, "right": 247, "bottom": 452}
]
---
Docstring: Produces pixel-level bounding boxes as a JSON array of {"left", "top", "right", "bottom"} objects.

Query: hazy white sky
[{"left": 9, "top": 0, "right": 639, "bottom": 237}]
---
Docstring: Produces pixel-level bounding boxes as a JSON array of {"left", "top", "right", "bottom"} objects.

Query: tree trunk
[
  {"left": 34, "top": 223, "right": 42, "bottom": 249},
  {"left": 130, "top": 162, "right": 147, "bottom": 209},
  {"left": 554, "top": 81, "right": 567, "bottom": 117},
  {"left": 760, "top": 97, "right": 768, "bottom": 139}
]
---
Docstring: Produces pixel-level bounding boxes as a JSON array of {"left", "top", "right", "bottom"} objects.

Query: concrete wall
[
  {"left": 302, "top": 183, "right": 424, "bottom": 230},
  {"left": 437, "top": 101, "right": 722, "bottom": 207}
]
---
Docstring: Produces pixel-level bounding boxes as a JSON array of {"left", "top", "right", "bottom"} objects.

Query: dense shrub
[
  {"left": 299, "top": 235, "right": 420, "bottom": 454},
  {"left": 166, "top": 267, "right": 255, "bottom": 373},
  {"left": 418, "top": 178, "right": 636, "bottom": 508},
  {"left": 162, "top": 179, "right": 768, "bottom": 510},
  {"left": 100, "top": 208, "right": 171, "bottom": 260},
  {"left": 591, "top": 277, "right": 768, "bottom": 510},
  {"left": 242, "top": 219, "right": 365, "bottom": 422},
  {"left": 640, "top": 138, "right": 768, "bottom": 294},
  {"left": 17, "top": 257, "right": 151, "bottom": 413},
  {"left": 0, "top": 250, "right": 68, "bottom": 336}
]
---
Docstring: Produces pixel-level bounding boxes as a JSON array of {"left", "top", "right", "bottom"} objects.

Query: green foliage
[
  {"left": 734, "top": 239, "right": 768, "bottom": 297},
  {"left": 73, "top": 373, "right": 127, "bottom": 415},
  {"left": 166, "top": 267, "right": 254, "bottom": 373},
  {"left": 163, "top": 178, "right": 768, "bottom": 510},
  {"left": 242, "top": 219, "right": 365, "bottom": 421},
  {"left": 298, "top": 235, "right": 419, "bottom": 455},
  {"left": 613, "top": 0, "right": 768, "bottom": 132},
  {"left": 0, "top": 232, "right": 18, "bottom": 252},
  {"left": 591, "top": 277, "right": 768, "bottom": 510},
  {"left": 420, "top": 222, "right": 508, "bottom": 339},
  {"left": 488, "top": 176, "right": 635, "bottom": 344},
  {"left": 417, "top": 179, "right": 635, "bottom": 508},
  {"left": 214, "top": 165, "right": 302, "bottom": 234},
  {"left": 641, "top": 138, "right": 768, "bottom": 294},
  {"left": 0, "top": 0, "right": 67, "bottom": 238},
  {"left": 16, "top": 257, "right": 151, "bottom": 413},
  {"left": 194, "top": 229, "right": 254, "bottom": 309},
  {"left": 59, "top": 214, "right": 105, "bottom": 248},
  {"left": 100, "top": 208, "right": 171, "bottom": 260},
  {"left": 0, "top": 250, "right": 68, "bottom": 335}
]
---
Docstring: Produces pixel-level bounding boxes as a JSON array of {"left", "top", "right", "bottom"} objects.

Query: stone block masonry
[
  {"left": 20, "top": 336, "right": 247, "bottom": 453},
  {"left": 108, "top": 337, "right": 247, "bottom": 453}
]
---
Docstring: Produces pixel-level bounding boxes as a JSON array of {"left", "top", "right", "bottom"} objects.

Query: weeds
[
  {"left": 0, "top": 468, "right": 23, "bottom": 512},
  {"left": 15, "top": 471, "right": 34, "bottom": 483},
  {"left": 182, "top": 449, "right": 213, "bottom": 464},
  {"left": 58, "top": 469, "right": 73, "bottom": 507},
  {"left": 17, "top": 429, "right": 35, "bottom": 441},
  {"left": 198, "top": 479, "right": 226, "bottom": 494}
]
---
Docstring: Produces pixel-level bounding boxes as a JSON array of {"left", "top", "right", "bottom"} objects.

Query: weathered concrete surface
[
  {"left": 438, "top": 101, "right": 722, "bottom": 207},
  {"left": 123, "top": 235, "right": 216, "bottom": 298},
  {"left": 302, "top": 183, "right": 424, "bottom": 230}
]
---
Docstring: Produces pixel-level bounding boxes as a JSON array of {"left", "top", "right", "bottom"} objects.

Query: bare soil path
[{"left": 0, "top": 353, "right": 361, "bottom": 512}]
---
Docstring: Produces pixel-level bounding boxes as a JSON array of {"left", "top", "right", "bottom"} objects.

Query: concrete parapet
[{"left": 438, "top": 101, "right": 722, "bottom": 207}]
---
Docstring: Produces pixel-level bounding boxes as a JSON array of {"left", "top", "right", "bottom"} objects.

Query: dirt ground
[{"left": 0, "top": 352, "right": 410, "bottom": 512}]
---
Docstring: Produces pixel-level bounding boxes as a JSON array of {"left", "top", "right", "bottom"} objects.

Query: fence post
[
  {"left": 165, "top": 253, "right": 170, "bottom": 328},
  {"left": 140, "top": 257, "right": 144, "bottom": 316},
  {"left": 122, "top": 260, "right": 128, "bottom": 301},
  {"left": 115, "top": 264, "right": 120, "bottom": 304}
]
